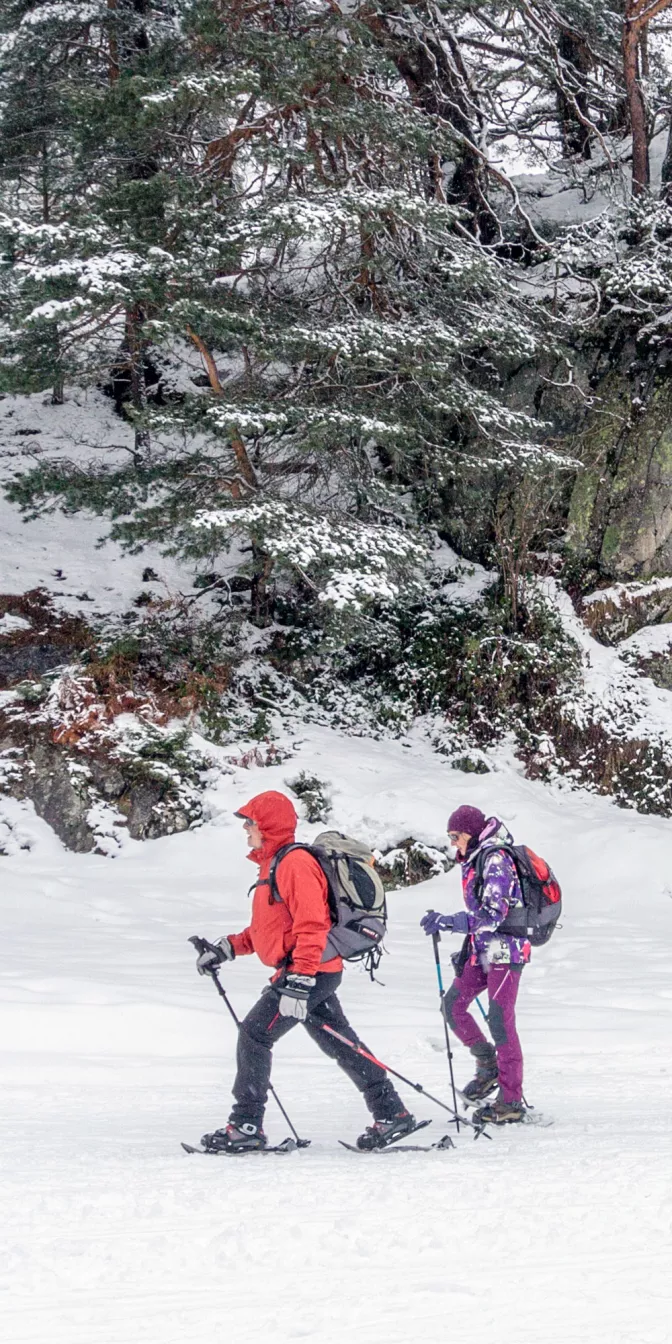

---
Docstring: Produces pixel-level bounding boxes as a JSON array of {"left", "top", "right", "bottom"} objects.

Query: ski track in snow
[{"left": 2, "top": 728, "right": 672, "bottom": 1343}]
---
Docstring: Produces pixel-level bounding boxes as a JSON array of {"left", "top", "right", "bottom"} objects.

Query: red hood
[{"left": 237, "top": 790, "right": 298, "bottom": 865}]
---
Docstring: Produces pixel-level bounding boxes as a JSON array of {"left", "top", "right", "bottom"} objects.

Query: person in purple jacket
[{"left": 421, "top": 804, "right": 530, "bottom": 1125}]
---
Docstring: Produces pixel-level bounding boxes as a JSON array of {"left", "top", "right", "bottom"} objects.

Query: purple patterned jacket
[{"left": 460, "top": 817, "right": 530, "bottom": 966}]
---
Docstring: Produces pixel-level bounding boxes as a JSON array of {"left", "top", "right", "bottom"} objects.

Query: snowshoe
[
  {"left": 473, "top": 1096, "right": 525, "bottom": 1126},
  {"left": 200, "top": 1122, "right": 267, "bottom": 1153},
  {"left": 356, "top": 1110, "right": 418, "bottom": 1151},
  {"left": 462, "top": 1044, "right": 498, "bottom": 1103}
]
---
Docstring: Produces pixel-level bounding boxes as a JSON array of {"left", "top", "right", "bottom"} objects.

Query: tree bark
[
  {"left": 621, "top": 0, "right": 672, "bottom": 196},
  {"left": 623, "top": 11, "right": 649, "bottom": 195},
  {"left": 360, "top": 8, "right": 498, "bottom": 243},
  {"left": 556, "top": 30, "right": 592, "bottom": 160},
  {"left": 185, "top": 326, "right": 258, "bottom": 491},
  {"left": 125, "top": 306, "right": 150, "bottom": 455},
  {"left": 107, "top": 0, "right": 120, "bottom": 83}
]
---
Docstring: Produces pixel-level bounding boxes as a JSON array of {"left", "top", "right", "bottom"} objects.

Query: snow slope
[
  {"left": 0, "top": 390, "right": 195, "bottom": 614},
  {"left": 2, "top": 726, "right": 672, "bottom": 1344}
]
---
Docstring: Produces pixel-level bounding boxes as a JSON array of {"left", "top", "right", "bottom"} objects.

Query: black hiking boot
[
  {"left": 462, "top": 1043, "right": 498, "bottom": 1103},
  {"left": 474, "top": 1095, "right": 525, "bottom": 1126},
  {"left": 356, "top": 1110, "right": 417, "bottom": 1151},
  {"left": 200, "top": 1122, "right": 267, "bottom": 1153}
]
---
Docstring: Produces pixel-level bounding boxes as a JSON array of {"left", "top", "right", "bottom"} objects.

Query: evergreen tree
[{"left": 1, "top": 1, "right": 555, "bottom": 618}]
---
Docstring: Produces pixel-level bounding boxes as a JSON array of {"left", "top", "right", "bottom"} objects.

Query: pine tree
[{"left": 1, "top": 1, "right": 554, "bottom": 619}]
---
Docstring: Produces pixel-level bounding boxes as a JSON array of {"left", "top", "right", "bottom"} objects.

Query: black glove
[
  {"left": 276, "top": 973, "right": 316, "bottom": 1021},
  {"left": 190, "top": 935, "right": 235, "bottom": 976}
]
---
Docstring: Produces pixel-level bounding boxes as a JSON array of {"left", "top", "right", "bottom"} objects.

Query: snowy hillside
[
  {"left": 0, "top": 391, "right": 196, "bottom": 613},
  {"left": 3, "top": 726, "right": 672, "bottom": 1344}
]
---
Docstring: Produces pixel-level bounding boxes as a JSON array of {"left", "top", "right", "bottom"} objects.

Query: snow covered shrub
[
  {"left": 377, "top": 585, "right": 580, "bottom": 743},
  {"left": 375, "top": 839, "right": 453, "bottom": 890},
  {"left": 449, "top": 755, "right": 490, "bottom": 774},
  {"left": 287, "top": 772, "right": 331, "bottom": 824},
  {"left": 12, "top": 680, "right": 48, "bottom": 705},
  {"left": 80, "top": 610, "right": 233, "bottom": 727},
  {"left": 524, "top": 715, "right": 672, "bottom": 817}
]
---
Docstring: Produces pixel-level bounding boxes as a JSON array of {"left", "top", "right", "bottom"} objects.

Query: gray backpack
[{"left": 269, "top": 831, "right": 387, "bottom": 977}]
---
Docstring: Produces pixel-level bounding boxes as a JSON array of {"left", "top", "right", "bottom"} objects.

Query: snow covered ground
[
  {"left": 2, "top": 726, "right": 672, "bottom": 1344},
  {"left": 0, "top": 390, "right": 197, "bottom": 615}
]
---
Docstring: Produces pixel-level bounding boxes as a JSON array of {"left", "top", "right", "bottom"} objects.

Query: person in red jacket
[{"left": 193, "top": 789, "right": 414, "bottom": 1152}]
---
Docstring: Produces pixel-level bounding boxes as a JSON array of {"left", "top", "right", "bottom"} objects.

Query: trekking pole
[
  {"left": 188, "top": 937, "right": 310, "bottom": 1148},
  {"left": 310, "top": 1019, "right": 491, "bottom": 1141},
  {"left": 430, "top": 931, "right": 460, "bottom": 1132}
]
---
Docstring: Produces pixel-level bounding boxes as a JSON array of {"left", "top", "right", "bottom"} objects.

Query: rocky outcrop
[
  {"left": 566, "top": 347, "right": 672, "bottom": 580},
  {"left": 0, "top": 714, "right": 204, "bottom": 851},
  {"left": 0, "top": 591, "right": 215, "bottom": 850},
  {"left": 581, "top": 578, "right": 672, "bottom": 644}
]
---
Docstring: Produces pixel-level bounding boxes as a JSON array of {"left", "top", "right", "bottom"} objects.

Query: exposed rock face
[
  {"left": 566, "top": 356, "right": 672, "bottom": 579},
  {"left": 0, "top": 716, "right": 203, "bottom": 853},
  {"left": 0, "top": 591, "right": 209, "bottom": 850},
  {"left": 24, "top": 739, "right": 97, "bottom": 852}
]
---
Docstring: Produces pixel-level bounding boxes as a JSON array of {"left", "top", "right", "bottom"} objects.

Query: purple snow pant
[{"left": 444, "top": 962, "right": 524, "bottom": 1102}]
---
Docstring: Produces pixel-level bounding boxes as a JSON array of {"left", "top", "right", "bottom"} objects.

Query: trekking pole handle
[{"left": 188, "top": 934, "right": 216, "bottom": 957}]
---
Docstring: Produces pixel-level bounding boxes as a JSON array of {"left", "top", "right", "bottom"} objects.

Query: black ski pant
[{"left": 229, "top": 971, "right": 404, "bottom": 1127}]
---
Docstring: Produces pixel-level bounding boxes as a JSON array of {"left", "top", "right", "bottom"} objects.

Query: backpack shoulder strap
[
  {"left": 268, "top": 843, "right": 315, "bottom": 904},
  {"left": 473, "top": 843, "right": 518, "bottom": 898}
]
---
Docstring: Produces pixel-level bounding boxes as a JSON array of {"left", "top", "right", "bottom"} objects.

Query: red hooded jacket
[{"left": 227, "top": 790, "right": 342, "bottom": 977}]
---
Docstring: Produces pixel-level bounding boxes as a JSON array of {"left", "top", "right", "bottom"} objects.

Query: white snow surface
[
  {"left": 583, "top": 576, "right": 672, "bottom": 609},
  {"left": 619, "top": 624, "right": 672, "bottom": 658},
  {"left": 0, "top": 391, "right": 196, "bottom": 613},
  {"left": 541, "top": 580, "right": 672, "bottom": 758},
  {"left": 2, "top": 725, "right": 672, "bottom": 1344}
]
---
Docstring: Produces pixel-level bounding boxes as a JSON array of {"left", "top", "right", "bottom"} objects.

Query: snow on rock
[
  {"left": 618, "top": 624, "right": 672, "bottom": 657},
  {"left": 544, "top": 579, "right": 672, "bottom": 744},
  {"left": 583, "top": 576, "right": 672, "bottom": 609},
  {"left": 582, "top": 576, "right": 672, "bottom": 644},
  {"left": 431, "top": 539, "right": 495, "bottom": 605}
]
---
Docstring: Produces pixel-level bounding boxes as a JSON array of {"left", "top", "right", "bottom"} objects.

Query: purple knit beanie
[{"left": 447, "top": 805, "right": 486, "bottom": 837}]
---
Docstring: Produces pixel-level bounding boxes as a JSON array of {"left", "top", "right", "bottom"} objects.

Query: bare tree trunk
[
  {"left": 125, "top": 306, "right": 150, "bottom": 454},
  {"left": 184, "top": 325, "right": 269, "bottom": 621},
  {"left": 622, "top": 0, "right": 672, "bottom": 196},
  {"left": 249, "top": 549, "right": 274, "bottom": 627},
  {"left": 360, "top": 9, "right": 498, "bottom": 244},
  {"left": 623, "top": 12, "right": 649, "bottom": 195},
  {"left": 51, "top": 367, "right": 64, "bottom": 406},
  {"left": 39, "top": 126, "right": 64, "bottom": 404},
  {"left": 556, "top": 30, "right": 592, "bottom": 160},
  {"left": 185, "top": 326, "right": 258, "bottom": 491}
]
